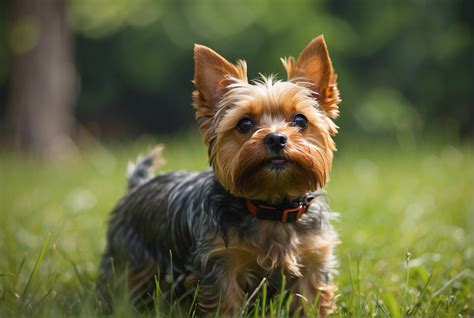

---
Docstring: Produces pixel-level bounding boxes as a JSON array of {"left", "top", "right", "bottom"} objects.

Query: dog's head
[{"left": 193, "top": 35, "right": 341, "bottom": 202}]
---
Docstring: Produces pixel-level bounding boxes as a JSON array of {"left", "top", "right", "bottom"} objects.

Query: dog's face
[{"left": 193, "top": 35, "right": 341, "bottom": 201}]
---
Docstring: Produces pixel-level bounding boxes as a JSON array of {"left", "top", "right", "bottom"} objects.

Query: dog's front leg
[
  {"left": 291, "top": 272, "right": 336, "bottom": 317},
  {"left": 188, "top": 254, "right": 245, "bottom": 315}
]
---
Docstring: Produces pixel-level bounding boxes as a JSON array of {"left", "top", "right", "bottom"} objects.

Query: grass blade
[
  {"left": 22, "top": 233, "right": 51, "bottom": 300},
  {"left": 407, "top": 270, "right": 434, "bottom": 315},
  {"left": 433, "top": 270, "right": 468, "bottom": 297},
  {"left": 57, "top": 248, "right": 89, "bottom": 293},
  {"left": 13, "top": 254, "right": 27, "bottom": 290}
]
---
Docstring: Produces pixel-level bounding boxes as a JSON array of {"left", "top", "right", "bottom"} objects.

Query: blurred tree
[
  {"left": 67, "top": 0, "right": 473, "bottom": 142},
  {"left": 5, "top": 0, "right": 76, "bottom": 159}
]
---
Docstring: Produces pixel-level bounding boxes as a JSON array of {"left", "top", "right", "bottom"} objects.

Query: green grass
[{"left": 1, "top": 134, "right": 473, "bottom": 317}]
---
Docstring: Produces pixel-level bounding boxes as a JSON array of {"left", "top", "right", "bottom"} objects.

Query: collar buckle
[
  {"left": 245, "top": 199, "right": 310, "bottom": 223},
  {"left": 281, "top": 204, "right": 307, "bottom": 223}
]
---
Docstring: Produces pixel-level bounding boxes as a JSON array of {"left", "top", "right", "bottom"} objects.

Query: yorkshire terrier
[{"left": 97, "top": 35, "right": 341, "bottom": 316}]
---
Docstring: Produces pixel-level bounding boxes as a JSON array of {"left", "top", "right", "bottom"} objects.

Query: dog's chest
[{"left": 223, "top": 222, "right": 311, "bottom": 282}]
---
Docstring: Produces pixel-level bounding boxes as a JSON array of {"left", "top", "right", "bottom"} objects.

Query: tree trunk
[{"left": 6, "top": 0, "right": 76, "bottom": 159}]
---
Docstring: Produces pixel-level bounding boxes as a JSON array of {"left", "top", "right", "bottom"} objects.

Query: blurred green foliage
[{"left": 1, "top": 0, "right": 473, "bottom": 142}]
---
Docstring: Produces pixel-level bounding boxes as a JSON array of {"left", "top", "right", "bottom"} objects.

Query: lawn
[{"left": 1, "top": 134, "right": 472, "bottom": 317}]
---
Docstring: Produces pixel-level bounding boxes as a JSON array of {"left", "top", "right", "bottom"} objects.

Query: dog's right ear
[
  {"left": 193, "top": 45, "right": 246, "bottom": 111},
  {"left": 282, "top": 35, "right": 341, "bottom": 119}
]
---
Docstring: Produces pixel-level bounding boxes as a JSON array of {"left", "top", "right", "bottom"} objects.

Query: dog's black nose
[{"left": 263, "top": 133, "right": 287, "bottom": 152}]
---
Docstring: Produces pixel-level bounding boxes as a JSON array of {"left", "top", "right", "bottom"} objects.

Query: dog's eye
[
  {"left": 236, "top": 118, "right": 254, "bottom": 133},
  {"left": 293, "top": 114, "right": 308, "bottom": 130}
]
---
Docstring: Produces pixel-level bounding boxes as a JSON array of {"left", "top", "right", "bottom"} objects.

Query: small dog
[{"left": 97, "top": 35, "right": 341, "bottom": 316}]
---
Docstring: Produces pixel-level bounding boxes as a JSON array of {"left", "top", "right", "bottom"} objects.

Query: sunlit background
[{"left": 0, "top": 0, "right": 472, "bottom": 316}]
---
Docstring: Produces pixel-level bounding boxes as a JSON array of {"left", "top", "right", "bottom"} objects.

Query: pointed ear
[
  {"left": 283, "top": 35, "right": 341, "bottom": 119},
  {"left": 193, "top": 45, "right": 245, "bottom": 110}
]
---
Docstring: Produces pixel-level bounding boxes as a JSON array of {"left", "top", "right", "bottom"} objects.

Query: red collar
[{"left": 245, "top": 196, "right": 314, "bottom": 223}]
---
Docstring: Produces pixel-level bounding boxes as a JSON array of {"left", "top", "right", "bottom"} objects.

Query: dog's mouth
[{"left": 265, "top": 156, "right": 291, "bottom": 171}]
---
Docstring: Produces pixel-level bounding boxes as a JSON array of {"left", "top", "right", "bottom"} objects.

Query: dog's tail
[{"left": 127, "top": 145, "right": 165, "bottom": 190}]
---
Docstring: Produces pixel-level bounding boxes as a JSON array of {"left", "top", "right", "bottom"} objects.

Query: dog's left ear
[{"left": 282, "top": 35, "right": 341, "bottom": 119}]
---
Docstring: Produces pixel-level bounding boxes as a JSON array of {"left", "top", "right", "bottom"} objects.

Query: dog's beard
[{"left": 216, "top": 133, "right": 330, "bottom": 202}]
